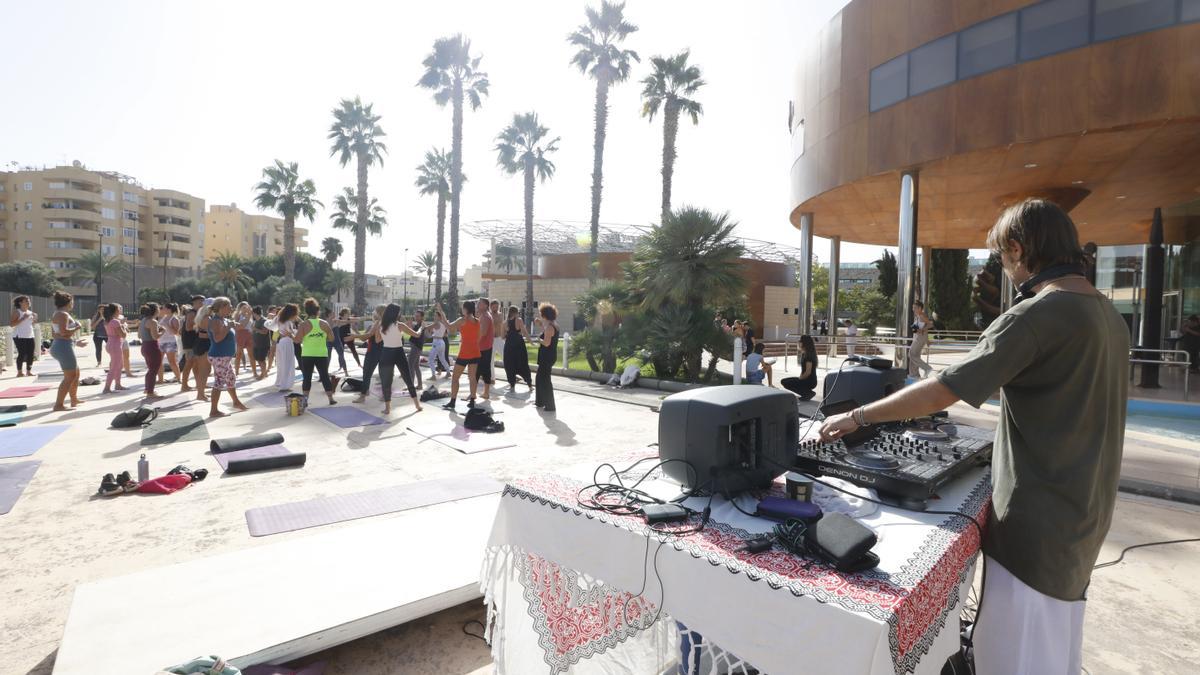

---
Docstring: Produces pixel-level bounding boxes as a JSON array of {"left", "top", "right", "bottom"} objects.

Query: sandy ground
[{"left": 2, "top": 344, "right": 1197, "bottom": 674}]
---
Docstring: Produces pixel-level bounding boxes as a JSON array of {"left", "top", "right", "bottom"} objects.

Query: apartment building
[
  {"left": 0, "top": 163, "right": 205, "bottom": 295},
  {"left": 204, "top": 203, "right": 308, "bottom": 259}
]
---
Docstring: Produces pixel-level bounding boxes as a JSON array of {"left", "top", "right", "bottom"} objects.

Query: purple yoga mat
[
  {"left": 250, "top": 389, "right": 290, "bottom": 409},
  {"left": 213, "top": 444, "right": 302, "bottom": 471},
  {"left": 0, "top": 460, "right": 41, "bottom": 515},
  {"left": 0, "top": 425, "right": 68, "bottom": 458},
  {"left": 310, "top": 405, "right": 388, "bottom": 428},
  {"left": 0, "top": 386, "right": 49, "bottom": 399}
]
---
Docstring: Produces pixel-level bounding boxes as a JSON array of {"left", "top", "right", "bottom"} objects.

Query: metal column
[
  {"left": 1000, "top": 274, "right": 1014, "bottom": 312},
  {"left": 828, "top": 236, "right": 841, "bottom": 356},
  {"left": 797, "top": 213, "right": 814, "bottom": 336},
  {"left": 895, "top": 172, "right": 919, "bottom": 368},
  {"left": 1139, "top": 208, "right": 1164, "bottom": 388},
  {"left": 920, "top": 246, "right": 931, "bottom": 302}
]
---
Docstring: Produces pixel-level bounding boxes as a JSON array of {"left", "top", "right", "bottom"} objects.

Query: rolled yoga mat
[
  {"left": 0, "top": 460, "right": 41, "bottom": 515},
  {"left": 215, "top": 445, "right": 306, "bottom": 474},
  {"left": 210, "top": 433, "right": 285, "bottom": 454},
  {"left": 0, "top": 405, "right": 29, "bottom": 414},
  {"left": 0, "top": 425, "right": 68, "bottom": 458}
]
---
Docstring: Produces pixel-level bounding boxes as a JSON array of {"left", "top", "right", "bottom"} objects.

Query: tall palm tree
[
  {"left": 329, "top": 187, "right": 387, "bottom": 240},
  {"left": 412, "top": 250, "right": 437, "bottom": 305},
  {"left": 414, "top": 148, "right": 463, "bottom": 304},
  {"left": 418, "top": 35, "right": 489, "bottom": 315},
  {"left": 568, "top": 1, "right": 638, "bottom": 286},
  {"left": 320, "top": 236, "right": 344, "bottom": 265},
  {"left": 492, "top": 244, "right": 525, "bottom": 274},
  {"left": 252, "top": 160, "right": 321, "bottom": 283},
  {"left": 205, "top": 251, "right": 254, "bottom": 299},
  {"left": 495, "top": 112, "right": 559, "bottom": 324},
  {"left": 324, "top": 268, "right": 352, "bottom": 305},
  {"left": 641, "top": 51, "right": 705, "bottom": 223},
  {"left": 70, "top": 250, "right": 129, "bottom": 302},
  {"left": 328, "top": 97, "right": 387, "bottom": 313}
]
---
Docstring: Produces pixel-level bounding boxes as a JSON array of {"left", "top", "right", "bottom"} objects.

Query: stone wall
[{"left": 487, "top": 278, "right": 591, "bottom": 332}]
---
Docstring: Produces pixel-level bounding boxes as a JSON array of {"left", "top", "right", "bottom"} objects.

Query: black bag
[
  {"left": 340, "top": 377, "right": 363, "bottom": 393},
  {"left": 111, "top": 406, "right": 159, "bottom": 429},
  {"left": 419, "top": 386, "right": 448, "bottom": 402},
  {"left": 463, "top": 407, "right": 504, "bottom": 433}
]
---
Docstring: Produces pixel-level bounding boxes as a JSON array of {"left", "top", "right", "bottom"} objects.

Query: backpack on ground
[
  {"left": 340, "top": 377, "right": 363, "bottom": 393},
  {"left": 463, "top": 407, "right": 504, "bottom": 433},
  {"left": 419, "top": 386, "right": 449, "bottom": 402},
  {"left": 111, "top": 406, "right": 159, "bottom": 429}
]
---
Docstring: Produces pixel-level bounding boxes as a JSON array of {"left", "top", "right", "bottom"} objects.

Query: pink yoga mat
[{"left": 0, "top": 386, "right": 49, "bottom": 399}]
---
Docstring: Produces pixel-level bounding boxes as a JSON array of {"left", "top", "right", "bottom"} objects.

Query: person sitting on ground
[
  {"left": 745, "top": 342, "right": 767, "bottom": 385},
  {"left": 780, "top": 334, "right": 818, "bottom": 400}
]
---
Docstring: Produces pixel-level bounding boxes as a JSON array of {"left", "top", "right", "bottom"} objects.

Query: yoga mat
[
  {"left": 245, "top": 473, "right": 503, "bottom": 536},
  {"left": 0, "top": 405, "right": 28, "bottom": 414},
  {"left": 215, "top": 445, "right": 306, "bottom": 473},
  {"left": 0, "top": 460, "right": 41, "bottom": 515},
  {"left": 250, "top": 389, "right": 290, "bottom": 409},
  {"left": 310, "top": 406, "right": 388, "bottom": 428},
  {"left": 0, "top": 425, "right": 68, "bottom": 458},
  {"left": 0, "top": 386, "right": 49, "bottom": 399},
  {"left": 406, "top": 420, "right": 517, "bottom": 454},
  {"left": 0, "top": 411, "right": 23, "bottom": 427},
  {"left": 141, "top": 416, "right": 209, "bottom": 446},
  {"left": 211, "top": 433, "right": 285, "bottom": 454}
]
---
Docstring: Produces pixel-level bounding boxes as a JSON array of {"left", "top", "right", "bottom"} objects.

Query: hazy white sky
[{"left": 4, "top": 0, "right": 890, "bottom": 275}]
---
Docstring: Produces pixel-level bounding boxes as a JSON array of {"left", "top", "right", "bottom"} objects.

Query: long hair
[
  {"left": 380, "top": 303, "right": 402, "bottom": 333},
  {"left": 799, "top": 334, "right": 816, "bottom": 358},
  {"left": 278, "top": 303, "right": 299, "bottom": 324},
  {"left": 13, "top": 295, "right": 28, "bottom": 309},
  {"left": 103, "top": 303, "right": 120, "bottom": 321}
]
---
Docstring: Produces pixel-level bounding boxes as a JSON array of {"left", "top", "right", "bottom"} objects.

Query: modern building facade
[
  {"left": 790, "top": 0, "right": 1200, "bottom": 353},
  {"left": 204, "top": 203, "right": 308, "bottom": 260},
  {"left": 0, "top": 164, "right": 205, "bottom": 295}
]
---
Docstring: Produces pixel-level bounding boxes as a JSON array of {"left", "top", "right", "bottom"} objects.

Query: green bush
[{"left": 0, "top": 260, "right": 62, "bottom": 296}]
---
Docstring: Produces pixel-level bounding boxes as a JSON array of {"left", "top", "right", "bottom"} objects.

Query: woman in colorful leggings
[
  {"left": 103, "top": 303, "right": 128, "bottom": 393},
  {"left": 205, "top": 297, "right": 248, "bottom": 418},
  {"left": 138, "top": 303, "right": 164, "bottom": 398}
]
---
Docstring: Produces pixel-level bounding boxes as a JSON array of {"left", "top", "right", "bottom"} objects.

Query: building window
[
  {"left": 122, "top": 227, "right": 137, "bottom": 238},
  {"left": 908, "top": 33, "right": 957, "bottom": 96},
  {"left": 101, "top": 226, "right": 115, "bottom": 237},
  {"left": 25, "top": 221, "right": 32, "bottom": 230},
  {"left": 1185, "top": 0, "right": 1200, "bottom": 22},
  {"left": 958, "top": 12, "right": 1017, "bottom": 79},
  {"left": 1093, "top": 0, "right": 1176, "bottom": 41},
  {"left": 25, "top": 202, "right": 32, "bottom": 211},
  {"left": 48, "top": 181, "right": 66, "bottom": 189},
  {"left": 783, "top": 308, "right": 789, "bottom": 315},
  {"left": 102, "top": 189, "right": 116, "bottom": 201},
  {"left": 23, "top": 182, "right": 32, "bottom": 191},
  {"left": 123, "top": 245, "right": 137, "bottom": 255},
  {"left": 101, "top": 207, "right": 116, "bottom": 219},
  {"left": 0, "top": 240, "right": 4, "bottom": 249},
  {"left": 25, "top": 241, "right": 32, "bottom": 249},
  {"left": 869, "top": 53, "right": 909, "bottom": 112},
  {"left": 123, "top": 209, "right": 138, "bottom": 221},
  {"left": 102, "top": 244, "right": 115, "bottom": 255},
  {"left": 1020, "top": 0, "right": 1089, "bottom": 60}
]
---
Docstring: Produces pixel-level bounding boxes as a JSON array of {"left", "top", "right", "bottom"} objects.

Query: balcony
[
  {"left": 47, "top": 223, "right": 98, "bottom": 241},
  {"left": 49, "top": 185, "right": 103, "bottom": 205},
  {"left": 42, "top": 246, "right": 94, "bottom": 260},
  {"left": 42, "top": 201, "right": 102, "bottom": 223}
]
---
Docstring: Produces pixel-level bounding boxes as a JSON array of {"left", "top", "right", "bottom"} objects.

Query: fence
[{"left": 1128, "top": 348, "right": 1191, "bottom": 401}]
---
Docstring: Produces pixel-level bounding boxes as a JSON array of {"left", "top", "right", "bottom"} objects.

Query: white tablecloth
[{"left": 481, "top": 455, "right": 990, "bottom": 675}]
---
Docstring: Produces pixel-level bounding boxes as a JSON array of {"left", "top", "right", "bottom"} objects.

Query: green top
[
  {"left": 937, "top": 289, "right": 1128, "bottom": 601},
  {"left": 300, "top": 318, "right": 328, "bottom": 358}
]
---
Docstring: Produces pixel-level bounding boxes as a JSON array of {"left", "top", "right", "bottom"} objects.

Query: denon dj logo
[{"left": 819, "top": 463, "right": 877, "bottom": 484}]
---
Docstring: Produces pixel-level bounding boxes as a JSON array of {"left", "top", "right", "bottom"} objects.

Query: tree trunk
[
  {"left": 588, "top": 73, "right": 610, "bottom": 287},
  {"left": 524, "top": 156, "right": 536, "bottom": 327},
  {"left": 434, "top": 192, "right": 446, "bottom": 304},
  {"left": 426, "top": 272, "right": 432, "bottom": 305},
  {"left": 703, "top": 354, "right": 718, "bottom": 383},
  {"left": 448, "top": 78, "right": 464, "bottom": 317},
  {"left": 354, "top": 153, "right": 369, "bottom": 314},
  {"left": 661, "top": 101, "right": 680, "bottom": 224},
  {"left": 283, "top": 214, "right": 296, "bottom": 282}
]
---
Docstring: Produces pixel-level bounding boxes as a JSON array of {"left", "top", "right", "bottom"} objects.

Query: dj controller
[{"left": 795, "top": 422, "right": 993, "bottom": 510}]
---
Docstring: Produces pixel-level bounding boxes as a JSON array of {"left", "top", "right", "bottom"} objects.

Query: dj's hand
[{"left": 819, "top": 412, "right": 859, "bottom": 442}]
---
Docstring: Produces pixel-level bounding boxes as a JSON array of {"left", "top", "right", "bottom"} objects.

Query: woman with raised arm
[
  {"left": 377, "top": 303, "right": 423, "bottom": 415},
  {"left": 9, "top": 295, "right": 37, "bottom": 377},
  {"left": 350, "top": 304, "right": 386, "bottom": 404},
  {"left": 270, "top": 303, "right": 300, "bottom": 392},
  {"left": 293, "top": 297, "right": 337, "bottom": 406},
  {"left": 137, "top": 303, "right": 164, "bottom": 399},
  {"left": 502, "top": 306, "right": 533, "bottom": 391},
  {"left": 49, "top": 291, "right": 85, "bottom": 411},
  {"left": 427, "top": 305, "right": 452, "bottom": 380},
  {"left": 533, "top": 303, "right": 559, "bottom": 412},
  {"left": 206, "top": 297, "right": 248, "bottom": 417},
  {"left": 437, "top": 301, "right": 481, "bottom": 412},
  {"left": 233, "top": 301, "right": 254, "bottom": 375},
  {"left": 191, "top": 302, "right": 213, "bottom": 402},
  {"left": 157, "top": 303, "right": 183, "bottom": 385},
  {"left": 102, "top": 303, "right": 128, "bottom": 394}
]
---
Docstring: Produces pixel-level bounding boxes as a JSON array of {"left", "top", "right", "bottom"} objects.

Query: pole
[
  {"left": 828, "top": 236, "right": 841, "bottom": 357},
  {"left": 796, "top": 213, "right": 814, "bottom": 336},
  {"left": 895, "top": 171, "right": 919, "bottom": 369},
  {"left": 1139, "top": 208, "right": 1164, "bottom": 388}
]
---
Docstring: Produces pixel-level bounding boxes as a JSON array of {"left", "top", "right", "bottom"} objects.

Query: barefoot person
[
  {"left": 437, "top": 301, "right": 481, "bottom": 412},
  {"left": 427, "top": 306, "right": 451, "bottom": 381},
  {"left": 191, "top": 302, "right": 213, "bottom": 402},
  {"left": 350, "top": 305, "right": 385, "bottom": 404},
  {"left": 474, "top": 298, "right": 496, "bottom": 400},
  {"left": 377, "top": 303, "right": 423, "bottom": 416},
  {"left": 102, "top": 303, "right": 128, "bottom": 394},
  {"left": 503, "top": 306, "right": 533, "bottom": 391},
  {"left": 178, "top": 295, "right": 203, "bottom": 392},
  {"left": 233, "top": 301, "right": 254, "bottom": 375},
  {"left": 157, "top": 303, "right": 183, "bottom": 385},
  {"left": 270, "top": 303, "right": 300, "bottom": 392},
  {"left": 251, "top": 306, "right": 271, "bottom": 380},
  {"left": 293, "top": 298, "right": 337, "bottom": 406},
  {"left": 205, "top": 297, "right": 248, "bottom": 417},
  {"left": 9, "top": 296, "right": 37, "bottom": 377},
  {"left": 137, "top": 303, "right": 165, "bottom": 399},
  {"left": 534, "top": 303, "right": 559, "bottom": 412},
  {"left": 91, "top": 306, "right": 107, "bottom": 369},
  {"left": 48, "top": 291, "right": 84, "bottom": 411},
  {"left": 820, "top": 199, "right": 1127, "bottom": 675}
]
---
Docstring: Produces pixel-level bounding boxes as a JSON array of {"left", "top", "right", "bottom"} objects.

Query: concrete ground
[{"left": 1, "top": 344, "right": 1197, "bottom": 674}]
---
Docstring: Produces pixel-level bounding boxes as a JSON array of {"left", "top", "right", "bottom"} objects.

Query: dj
[{"left": 820, "top": 199, "right": 1127, "bottom": 674}]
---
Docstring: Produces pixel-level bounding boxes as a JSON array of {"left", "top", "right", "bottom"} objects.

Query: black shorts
[
  {"left": 192, "top": 338, "right": 210, "bottom": 357},
  {"left": 476, "top": 349, "right": 494, "bottom": 382},
  {"left": 253, "top": 345, "right": 270, "bottom": 362},
  {"left": 456, "top": 356, "right": 480, "bottom": 365}
]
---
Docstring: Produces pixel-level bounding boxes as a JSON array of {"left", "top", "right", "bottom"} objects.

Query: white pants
[
  {"left": 974, "top": 557, "right": 1085, "bottom": 675},
  {"left": 273, "top": 339, "right": 295, "bottom": 391},
  {"left": 908, "top": 332, "right": 931, "bottom": 377},
  {"left": 428, "top": 338, "right": 450, "bottom": 379}
]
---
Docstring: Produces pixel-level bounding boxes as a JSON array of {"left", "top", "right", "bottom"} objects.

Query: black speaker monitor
[{"left": 823, "top": 365, "right": 906, "bottom": 407}]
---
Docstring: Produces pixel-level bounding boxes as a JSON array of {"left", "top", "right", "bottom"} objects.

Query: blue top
[
  {"left": 208, "top": 318, "right": 237, "bottom": 357},
  {"left": 745, "top": 353, "right": 763, "bottom": 377}
]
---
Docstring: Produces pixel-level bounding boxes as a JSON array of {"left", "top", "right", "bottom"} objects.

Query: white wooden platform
[{"left": 53, "top": 494, "right": 500, "bottom": 674}]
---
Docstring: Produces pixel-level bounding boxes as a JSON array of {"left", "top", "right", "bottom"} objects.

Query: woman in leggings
[
  {"left": 781, "top": 334, "right": 819, "bottom": 400},
  {"left": 377, "top": 303, "right": 423, "bottom": 415},
  {"left": 534, "top": 303, "right": 559, "bottom": 412},
  {"left": 350, "top": 304, "right": 386, "bottom": 404},
  {"left": 330, "top": 308, "right": 360, "bottom": 373},
  {"left": 293, "top": 298, "right": 337, "bottom": 406},
  {"left": 9, "top": 295, "right": 37, "bottom": 377},
  {"left": 427, "top": 306, "right": 452, "bottom": 380},
  {"left": 102, "top": 303, "right": 128, "bottom": 393},
  {"left": 91, "top": 306, "right": 107, "bottom": 368},
  {"left": 49, "top": 291, "right": 84, "bottom": 411},
  {"left": 192, "top": 303, "right": 213, "bottom": 402},
  {"left": 137, "top": 303, "right": 164, "bottom": 399}
]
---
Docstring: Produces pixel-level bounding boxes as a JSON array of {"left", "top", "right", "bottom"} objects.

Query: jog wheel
[{"left": 844, "top": 449, "right": 901, "bottom": 470}]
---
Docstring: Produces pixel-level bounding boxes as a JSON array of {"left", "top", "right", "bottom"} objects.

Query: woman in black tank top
[{"left": 502, "top": 307, "right": 532, "bottom": 389}]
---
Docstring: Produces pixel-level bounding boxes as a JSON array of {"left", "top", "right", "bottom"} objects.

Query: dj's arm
[{"left": 819, "top": 379, "right": 959, "bottom": 442}]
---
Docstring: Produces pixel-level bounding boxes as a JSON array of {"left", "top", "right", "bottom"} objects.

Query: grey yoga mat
[
  {"left": 0, "top": 405, "right": 28, "bottom": 414},
  {"left": 245, "top": 473, "right": 503, "bottom": 536},
  {"left": 141, "top": 416, "right": 209, "bottom": 446},
  {"left": 0, "top": 460, "right": 41, "bottom": 515},
  {"left": 0, "top": 425, "right": 68, "bottom": 458},
  {"left": 210, "top": 433, "right": 285, "bottom": 454},
  {"left": 215, "top": 444, "right": 306, "bottom": 474}
]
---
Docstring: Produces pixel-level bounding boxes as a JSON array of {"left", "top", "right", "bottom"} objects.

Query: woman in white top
[
  {"left": 9, "top": 295, "right": 38, "bottom": 377},
  {"left": 270, "top": 303, "right": 300, "bottom": 392},
  {"left": 377, "top": 303, "right": 422, "bottom": 415},
  {"left": 427, "top": 306, "right": 452, "bottom": 380},
  {"left": 157, "top": 303, "right": 183, "bottom": 384},
  {"left": 907, "top": 300, "right": 933, "bottom": 378}
]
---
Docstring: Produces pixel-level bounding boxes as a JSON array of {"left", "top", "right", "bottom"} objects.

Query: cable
[
  {"left": 1093, "top": 538, "right": 1200, "bottom": 570},
  {"left": 462, "top": 619, "right": 487, "bottom": 643}
]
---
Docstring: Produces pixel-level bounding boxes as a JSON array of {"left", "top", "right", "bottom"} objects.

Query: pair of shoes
[
  {"left": 116, "top": 471, "right": 139, "bottom": 492},
  {"left": 98, "top": 473, "right": 123, "bottom": 497},
  {"left": 441, "top": 401, "right": 456, "bottom": 411}
]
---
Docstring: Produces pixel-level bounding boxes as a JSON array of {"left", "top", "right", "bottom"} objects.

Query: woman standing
[
  {"left": 120, "top": 312, "right": 136, "bottom": 378},
  {"left": 293, "top": 298, "right": 337, "bottom": 405},
  {"left": 534, "top": 303, "right": 559, "bottom": 412},
  {"left": 780, "top": 334, "right": 819, "bottom": 400},
  {"left": 137, "top": 303, "right": 165, "bottom": 398},
  {"left": 270, "top": 303, "right": 300, "bottom": 392},
  {"left": 233, "top": 302, "right": 253, "bottom": 374},
  {"left": 350, "top": 305, "right": 386, "bottom": 404},
  {"left": 378, "top": 303, "right": 423, "bottom": 415},
  {"left": 157, "top": 303, "right": 182, "bottom": 385},
  {"left": 427, "top": 306, "right": 451, "bottom": 381},
  {"left": 9, "top": 296, "right": 37, "bottom": 377},
  {"left": 502, "top": 306, "right": 533, "bottom": 390},
  {"left": 407, "top": 309, "right": 428, "bottom": 389},
  {"left": 49, "top": 292, "right": 84, "bottom": 411},
  {"left": 102, "top": 303, "right": 128, "bottom": 393},
  {"left": 437, "top": 301, "right": 481, "bottom": 412},
  {"left": 330, "top": 308, "right": 359, "bottom": 373},
  {"left": 907, "top": 300, "right": 933, "bottom": 379},
  {"left": 206, "top": 297, "right": 248, "bottom": 417},
  {"left": 91, "top": 306, "right": 107, "bottom": 368},
  {"left": 191, "top": 303, "right": 213, "bottom": 402},
  {"left": 251, "top": 306, "right": 271, "bottom": 380}
]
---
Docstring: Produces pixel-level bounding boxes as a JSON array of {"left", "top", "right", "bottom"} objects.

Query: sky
[{"left": 2, "top": 0, "right": 886, "bottom": 276}]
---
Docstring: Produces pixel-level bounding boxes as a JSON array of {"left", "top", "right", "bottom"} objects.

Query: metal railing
[
  {"left": 778, "top": 332, "right": 982, "bottom": 372},
  {"left": 1128, "top": 348, "right": 1191, "bottom": 401}
]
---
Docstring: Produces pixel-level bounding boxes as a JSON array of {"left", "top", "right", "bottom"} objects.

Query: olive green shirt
[{"left": 937, "top": 289, "right": 1128, "bottom": 601}]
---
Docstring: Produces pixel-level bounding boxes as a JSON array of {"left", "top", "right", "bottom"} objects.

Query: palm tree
[
  {"left": 412, "top": 251, "right": 437, "bottom": 305},
  {"left": 70, "top": 250, "right": 129, "bottom": 302},
  {"left": 321, "top": 236, "right": 344, "bottom": 265},
  {"left": 414, "top": 148, "right": 463, "bottom": 304},
  {"left": 491, "top": 244, "right": 525, "bottom": 274},
  {"left": 205, "top": 251, "right": 254, "bottom": 299},
  {"left": 568, "top": 1, "right": 638, "bottom": 286},
  {"left": 495, "top": 112, "right": 559, "bottom": 324},
  {"left": 252, "top": 160, "right": 321, "bottom": 283},
  {"left": 418, "top": 35, "right": 489, "bottom": 315},
  {"left": 328, "top": 97, "right": 387, "bottom": 313},
  {"left": 641, "top": 51, "right": 705, "bottom": 223},
  {"left": 329, "top": 187, "right": 387, "bottom": 240},
  {"left": 324, "top": 267, "right": 353, "bottom": 305}
]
